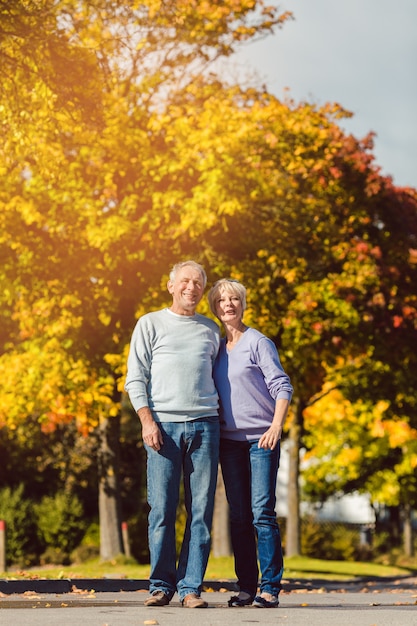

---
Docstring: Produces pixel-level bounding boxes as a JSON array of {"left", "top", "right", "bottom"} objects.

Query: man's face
[{"left": 168, "top": 266, "right": 205, "bottom": 315}]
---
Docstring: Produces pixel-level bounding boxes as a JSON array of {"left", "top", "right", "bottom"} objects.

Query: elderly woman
[{"left": 208, "top": 278, "right": 293, "bottom": 609}]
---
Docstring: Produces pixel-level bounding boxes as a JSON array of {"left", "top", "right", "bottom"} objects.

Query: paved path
[{"left": 1, "top": 576, "right": 416, "bottom": 626}]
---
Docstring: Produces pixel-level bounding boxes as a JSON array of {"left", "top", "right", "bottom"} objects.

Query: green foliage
[
  {"left": 0, "top": 485, "right": 39, "bottom": 567},
  {"left": 300, "top": 517, "right": 362, "bottom": 562},
  {"left": 124, "top": 510, "right": 150, "bottom": 565},
  {"left": 34, "top": 491, "right": 88, "bottom": 563},
  {"left": 70, "top": 522, "right": 100, "bottom": 564},
  {"left": 0, "top": 418, "right": 99, "bottom": 520}
]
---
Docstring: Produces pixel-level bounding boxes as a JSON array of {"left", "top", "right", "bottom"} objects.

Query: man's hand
[{"left": 138, "top": 407, "right": 163, "bottom": 451}]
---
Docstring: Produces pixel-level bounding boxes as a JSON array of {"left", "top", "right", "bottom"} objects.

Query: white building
[{"left": 276, "top": 442, "right": 375, "bottom": 524}]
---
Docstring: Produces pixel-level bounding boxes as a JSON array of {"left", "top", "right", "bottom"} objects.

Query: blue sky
[{"left": 230, "top": 0, "right": 416, "bottom": 189}]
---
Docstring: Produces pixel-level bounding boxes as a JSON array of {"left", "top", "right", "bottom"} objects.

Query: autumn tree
[
  {"left": 302, "top": 387, "right": 417, "bottom": 555},
  {"left": 0, "top": 0, "right": 292, "bottom": 559},
  {"left": 2, "top": 0, "right": 416, "bottom": 564},
  {"left": 149, "top": 84, "right": 417, "bottom": 553}
]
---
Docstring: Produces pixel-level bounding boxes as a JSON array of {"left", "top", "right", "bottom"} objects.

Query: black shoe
[
  {"left": 253, "top": 593, "right": 279, "bottom": 608},
  {"left": 228, "top": 592, "right": 254, "bottom": 607}
]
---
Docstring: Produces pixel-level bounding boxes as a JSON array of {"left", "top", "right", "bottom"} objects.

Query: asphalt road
[{"left": 1, "top": 576, "right": 416, "bottom": 626}]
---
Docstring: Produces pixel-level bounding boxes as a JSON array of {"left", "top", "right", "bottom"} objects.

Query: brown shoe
[
  {"left": 181, "top": 592, "right": 208, "bottom": 608},
  {"left": 144, "top": 591, "right": 170, "bottom": 606}
]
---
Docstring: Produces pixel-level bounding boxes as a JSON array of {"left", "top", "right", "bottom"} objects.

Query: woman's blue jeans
[
  {"left": 145, "top": 417, "right": 219, "bottom": 600},
  {"left": 220, "top": 438, "right": 284, "bottom": 598}
]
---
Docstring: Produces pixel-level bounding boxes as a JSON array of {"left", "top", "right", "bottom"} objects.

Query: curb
[
  {"left": 1, "top": 575, "right": 415, "bottom": 596},
  {"left": 0, "top": 578, "right": 238, "bottom": 596}
]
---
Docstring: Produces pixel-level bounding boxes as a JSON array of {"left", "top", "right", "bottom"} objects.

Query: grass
[
  {"left": 1, "top": 554, "right": 414, "bottom": 581},
  {"left": 283, "top": 555, "right": 414, "bottom": 580}
]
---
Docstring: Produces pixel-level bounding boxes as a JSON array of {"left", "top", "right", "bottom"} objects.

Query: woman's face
[{"left": 215, "top": 288, "right": 243, "bottom": 325}]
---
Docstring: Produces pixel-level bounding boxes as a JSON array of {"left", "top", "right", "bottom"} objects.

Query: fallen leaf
[
  {"left": 23, "top": 592, "right": 40, "bottom": 598},
  {"left": 71, "top": 585, "right": 94, "bottom": 594}
]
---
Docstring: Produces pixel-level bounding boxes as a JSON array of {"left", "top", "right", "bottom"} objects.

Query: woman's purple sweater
[{"left": 213, "top": 327, "right": 293, "bottom": 441}]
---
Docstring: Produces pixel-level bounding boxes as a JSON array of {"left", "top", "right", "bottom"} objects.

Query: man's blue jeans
[
  {"left": 145, "top": 417, "right": 219, "bottom": 600},
  {"left": 220, "top": 438, "right": 284, "bottom": 598}
]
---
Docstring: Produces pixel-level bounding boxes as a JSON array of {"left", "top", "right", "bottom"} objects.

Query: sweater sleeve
[
  {"left": 254, "top": 336, "right": 293, "bottom": 401},
  {"left": 125, "top": 316, "right": 153, "bottom": 412}
]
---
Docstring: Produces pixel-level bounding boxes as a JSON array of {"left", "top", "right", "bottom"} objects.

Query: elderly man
[{"left": 125, "top": 260, "right": 220, "bottom": 608}]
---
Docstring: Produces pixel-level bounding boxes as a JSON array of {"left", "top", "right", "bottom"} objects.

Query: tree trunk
[
  {"left": 403, "top": 502, "right": 414, "bottom": 557},
  {"left": 98, "top": 414, "right": 124, "bottom": 561},
  {"left": 211, "top": 465, "right": 232, "bottom": 557},
  {"left": 387, "top": 505, "right": 402, "bottom": 546},
  {"left": 285, "top": 397, "right": 304, "bottom": 557}
]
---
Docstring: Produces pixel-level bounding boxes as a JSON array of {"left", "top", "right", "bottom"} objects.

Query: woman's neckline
[{"left": 225, "top": 325, "right": 248, "bottom": 351}]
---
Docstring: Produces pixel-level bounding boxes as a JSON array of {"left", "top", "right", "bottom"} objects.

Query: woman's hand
[
  {"left": 258, "top": 425, "right": 282, "bottom": 450},
  {"left": 258, "top": 398, "right": 290, "bottom": 449}
]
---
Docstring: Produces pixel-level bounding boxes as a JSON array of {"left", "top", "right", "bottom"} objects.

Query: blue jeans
[
  {"left": 220, "top": 438, "right": 284, "bottom": 598},
  {"left": 145, "top": 417, "right": 219, "bottom": 600}
]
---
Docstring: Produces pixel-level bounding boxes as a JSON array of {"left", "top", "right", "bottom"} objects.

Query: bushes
[
  {"left": 125, "top": 509, "right": 150, "bottom": 564},
  {"left": 0, "top": 486, "right": 88, "bottom": 568},
  {"left": 279, "top": 515, "right": 376, "bottom": 561},
  {"left": 35, "top": 491, "right": 88, "bottom": 565},
  {"left": 299, "top": 516, "right": 371, "bottom": 561},
  {"left": 0, "top": 486, "right": 403, "bottom": 569},
  {"left": 70, "top": 522, "right": 100, "bottom": 563},
  {"left": 0, "top": 485, "right": 39, "bottom": 567}
]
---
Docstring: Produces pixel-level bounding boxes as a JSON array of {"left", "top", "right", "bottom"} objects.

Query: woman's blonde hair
[{"left": 208, "top": 279, "right": 247, "bottom": 317}]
